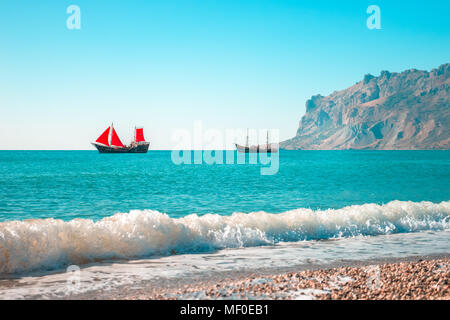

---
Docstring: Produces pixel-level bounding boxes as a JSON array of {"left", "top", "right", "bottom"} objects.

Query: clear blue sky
[{"left": 1, "top": 0, "right": 449, "bottom": 149}]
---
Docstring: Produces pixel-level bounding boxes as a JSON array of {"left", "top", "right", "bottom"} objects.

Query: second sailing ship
[{"left": 235, "top": 130, "right": 279, "bottom": 153}]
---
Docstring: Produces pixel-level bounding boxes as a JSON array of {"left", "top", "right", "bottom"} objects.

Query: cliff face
[{"left": 281, "top": 63, "right": 450, "bottom": 150}]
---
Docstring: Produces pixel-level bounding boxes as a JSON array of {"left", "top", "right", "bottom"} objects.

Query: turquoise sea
[
  {"left": 0, "top": 150, "right": 449, "bottom": 276},
  {"left": 1, "top": 150, "right": 449, "bottom": 221}
]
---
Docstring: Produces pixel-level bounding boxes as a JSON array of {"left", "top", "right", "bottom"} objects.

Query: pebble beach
[{"left": 127, "top": 258, "right": 449, "bottom": 300}]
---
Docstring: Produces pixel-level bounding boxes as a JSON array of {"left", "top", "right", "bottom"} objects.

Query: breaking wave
[{"left": 1, "top": 200, "right": 449, "bottom": 275}]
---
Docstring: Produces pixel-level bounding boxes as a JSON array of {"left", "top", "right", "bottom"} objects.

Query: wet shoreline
[{"left": 65, "top": 254, "right": 449, "bottom": 300}]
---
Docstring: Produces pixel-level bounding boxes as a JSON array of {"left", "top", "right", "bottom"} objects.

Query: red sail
[
  {"left": 96, "top": 127, "right": 110, "bottom": 146},
  {"left": 111, "top": 128, "right": 125, "bottom": 147},
  {"left": 135, "top": 128, "right": 145, "bottom": 142}
]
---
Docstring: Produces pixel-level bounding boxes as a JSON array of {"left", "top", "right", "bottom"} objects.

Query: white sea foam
[{"left": 0, "top": 200, "right": 449, "bottom": 275}]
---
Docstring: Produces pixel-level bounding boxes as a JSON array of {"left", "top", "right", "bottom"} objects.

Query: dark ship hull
[{"left": 92, "top": 143, "right": 150, "bottom": 154}]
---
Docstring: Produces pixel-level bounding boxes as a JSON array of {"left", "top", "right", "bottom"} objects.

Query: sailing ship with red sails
[{"left": 92, "top": 124, "right": 150, "bottom": 153}]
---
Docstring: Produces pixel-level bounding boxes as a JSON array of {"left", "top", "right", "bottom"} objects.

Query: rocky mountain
[{"left": 281, "top": 63, "right": 449, "bottom": 150}]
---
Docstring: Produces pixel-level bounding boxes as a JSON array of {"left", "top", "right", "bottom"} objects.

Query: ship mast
[
  {"left": 266, "top": 130, "right": 269, "bottom": 149},
  {"left": 246, "top": 129, "right": 249, "bottom": 148},
  {"left": 110, "top": 122, "right": 113, "bottom": 145}
]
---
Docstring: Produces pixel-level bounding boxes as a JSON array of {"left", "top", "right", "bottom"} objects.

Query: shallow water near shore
[{"left": 0, "top": 229, "right": 448, "bottom": 299}]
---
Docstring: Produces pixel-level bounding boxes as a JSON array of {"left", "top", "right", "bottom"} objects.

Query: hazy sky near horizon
[{"left": 1, "top": 0, "right": 449, "bottom": 149}]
